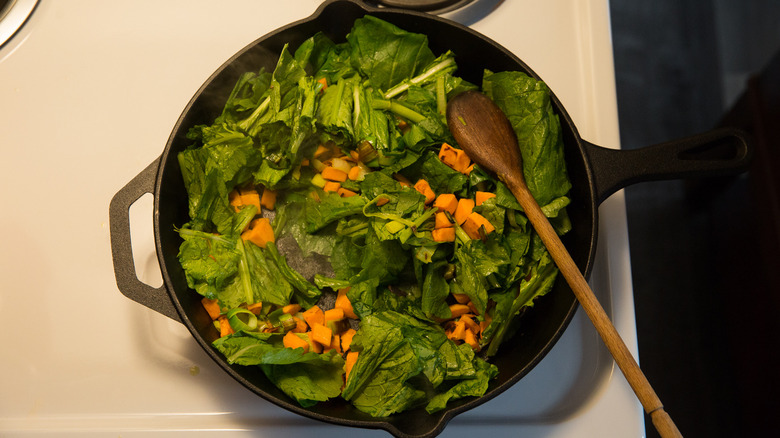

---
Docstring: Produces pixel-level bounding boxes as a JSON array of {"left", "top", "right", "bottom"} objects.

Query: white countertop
[{"left": 0, "top": 1, "right": 643, "bottom": 436}]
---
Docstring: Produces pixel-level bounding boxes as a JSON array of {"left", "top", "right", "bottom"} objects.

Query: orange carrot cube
[
  {"left": 302, "top": 305, "right": 325, "bottom": 328},
  {"left": 260, "top": 188, "right": 277, "bottom": 210},
  {"left": 413, "top": 179, "right": 435, "bottom": 205},
  {"left": 283, "top": 331, "right": 310, "bottom": 352},
  {"left": 432, "top": 227, "right": 455, "bottom": 242},
  {"left": 433, "top": 193, "right": 458, "bottom": 214},
  {"left": 475, "top": 191, "right": 496, "bottom": 206},
  {"left": 241, "top": 217, "right": 275, "bottom": 248},
  {"left": 310, "top": 323, "right": 333, "bottom": 347},
  {"left": 321, "top": 166, "right": 348, "bottom": 182},
  {"left": 453, "top": 198, "right": 475, "bottom": 225},
  {"left": 434, "top": 212, "right": 453, "bottom": 229},
  {"left": 201, "top": 297, "right": 221, "bottom": 320}
]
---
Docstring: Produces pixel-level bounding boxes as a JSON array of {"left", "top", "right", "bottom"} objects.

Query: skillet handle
[
  {"left": 583, "top": 127, "right": 753, "bottom": 204},
  {"left": 109, "top": 158, "right": 182, "bottom": 322}
]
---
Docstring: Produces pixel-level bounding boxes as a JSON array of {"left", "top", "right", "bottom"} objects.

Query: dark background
[{"left": 609, "top": 1, "right": 780, "bottom": 436}]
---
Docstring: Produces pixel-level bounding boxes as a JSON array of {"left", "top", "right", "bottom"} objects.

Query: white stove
[{"left": 0, "top": 1, "right": 643, "bottom": 436}]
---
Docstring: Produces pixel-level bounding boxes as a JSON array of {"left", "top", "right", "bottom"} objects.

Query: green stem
[
  {"left": 372, "top": 99, "right": 426, "bottom": 123},
  {"left": 384, "top": 57, "right": 456, "bottom": 99},
  {"left": 436, "top": 75, "right": 447, "bottom": 116},
  {"left": 237, "top": 95, "right": 271, "bottom": 132},
  {"left": 236, "top": 239, "right": 255, "bottom": 306}
]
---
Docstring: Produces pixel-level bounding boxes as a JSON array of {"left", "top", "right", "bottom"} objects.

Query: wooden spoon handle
[{"left": 503, "top": 173, "right": 682, "bottom": 438}]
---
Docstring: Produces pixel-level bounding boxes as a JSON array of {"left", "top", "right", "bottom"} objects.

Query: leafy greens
[{"left": 175, "top": 15, "right": 571, "bottom": 417}]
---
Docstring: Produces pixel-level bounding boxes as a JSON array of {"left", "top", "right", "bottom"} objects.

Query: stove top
[{"left": 0, "top": 1, "right": 642, "bottom": 436}]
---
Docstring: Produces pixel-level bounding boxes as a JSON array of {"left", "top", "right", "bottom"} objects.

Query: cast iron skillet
[{"left": 109, "top": 1, "right": 751, "bottom": 436}]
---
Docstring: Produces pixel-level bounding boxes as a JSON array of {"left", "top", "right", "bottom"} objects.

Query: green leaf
[
  {"left": 213, "top": 333, "right": 344, "bottom": 407},
  {"left": 482, "top": 70, "right": 571, "bottom": 206},
  {"left": 347, "top": 16, "right": 435, "bottom": 92}
]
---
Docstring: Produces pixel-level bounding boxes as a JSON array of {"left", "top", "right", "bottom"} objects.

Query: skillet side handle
[
  {"left": 583, "top": 127, "right": 753, "bottom": 204},
  {"left": 109, "top": 158, "right": 182, "bottom": 322}
]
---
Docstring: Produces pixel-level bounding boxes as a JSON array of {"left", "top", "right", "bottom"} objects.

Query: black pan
[{"left": 109, "top": 1, "right": 751, "bottom": 437}]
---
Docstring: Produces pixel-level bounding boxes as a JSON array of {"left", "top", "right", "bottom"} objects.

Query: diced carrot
[
  {"left": 228, "top": 189, "right": 243, "bottom": 212},
  {"left": 309, "top": 337, "right": 323, "bottom": 353},
  {"left": 292, "top": 316, "right": 308, "bottom": 333},
  {"left": 335, "top": 288, "right": 357, "bottom": 319},
  {"left": 337, "top": 187, "right": 358, "bottom": 197},
  {"left": 479, "top": 313, "right": 492, "bottom": 334},
  {"left": 324, "top": 308, "right": 345, "bottom": 322},
  {"left": 301, "top": 158, "right": 310, "bottom": 166},
  {"left": 462, "top": 211, "right": 495, "bottom": 240},
  {"left": 375, "top": 196, "right": 390, "bottom": 207},
  {"left": 438, "top": 143, "right": 471, "bottom": 174},
  {"left": 201, "top": 297, "right": 221, "bottom": 320},
  {"left": 314, "top": 144, "right": 330, "bottom": 158},
  {"left": 321, "top": 166, "right": 348, "bottom": 182},
  {"left": 449, "top": 303, "right": 471, "bottom": 318},
  {"left": 218, "top": 315, "right": 234, "bottom": 337},
  {"left": 260, "top": 188, "right": 277, "bottom": 210},
  {"left": 282, "top": 303, "right": 301, "bottom": 314},
  {"left": 283, "top": 331, "right": 310, "bottom": 352},
  {"left": 347, "top": 165, "right": 362, "bottom": 181},
  {"left": 475, "top": 191, "right": 496, "bottom": 206},
  {"left": 464, "top": 163, "right": 475, "bottom": 175},
  {"left": 241, "top": 217, "right": 275, "bottom": 248},
  {"left": 448, "top": 320, "right": 466, "bottom": 341},
  {"left": 345, "top": 351, "right": 359, "bottom": 380},
  {"left": 340, "top": 328, "right": 357, "bottom": 352},
  {"left": 237, "top": 187, "right": 262, "bottom": 212},
  {"left": 413, "top": 179, "right": 435, "bottom": 205},
  {"left": 433, "top": 193, "right": 458, "bottom": 215},
  {"left": 302, "top": 305, "right": 325, "bottom": 328},
  {"left": 463, "top": 328, "right": 480, "bottom": 350},
  {"left": 452, "top": 292, "right": 470, "bottom": 304},
  {"left": 329, "top": 334, "right": 343, "bottom": 354},
  {"left": 434, "top": 212, "right": 452, "bottom": 229},
  {"left": 454, "top": 198, "right": 475, "bottom": 225},
  {"left": 247, "top": 302, "right": 263, "bottom": 315},
  {"left": 317, "top": 77, "right": 328, "bottom": 91},
  {"left": 323, "top": 181, "right": 341, "bottom": 192},
  {"left": 431, "top": 227, "right": 455, "bottom": 242},
  {"left": 310, "top": 323, "right": 333, "bottom": 347},
  {"left": 467, "top": 301, "right": 481, "bottom": 315},
  {"left": 460, "top": 314, "right": 479, "bottom": 333}
]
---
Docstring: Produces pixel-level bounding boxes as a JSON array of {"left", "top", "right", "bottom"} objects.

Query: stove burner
[
  {"left": 0, "top": 0, "right": 38, "bottom": 50},
  {"left": 364, "top": 0, "right": 474, "bottom": 13}
]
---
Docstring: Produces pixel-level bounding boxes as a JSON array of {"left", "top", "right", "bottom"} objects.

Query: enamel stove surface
[{"left": 0, "top": 1, "right": 643, "bottom": 436}]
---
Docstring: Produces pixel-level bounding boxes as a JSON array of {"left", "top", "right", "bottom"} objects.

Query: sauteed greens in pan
[{"left": 176, "top": 16, "right": 571, "bottom": 416}]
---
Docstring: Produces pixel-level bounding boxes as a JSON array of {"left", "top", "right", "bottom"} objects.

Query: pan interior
[{"left": 154, "top": 1, "right": 596, "bottom": 435}]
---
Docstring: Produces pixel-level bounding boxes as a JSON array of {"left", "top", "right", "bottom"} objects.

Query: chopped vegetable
[
  {"left": 241, "top": 217, "right": 275, "bottom": 248},
  {"left": 177, "top": 15, "right": 571, "bottom": 418},
  {"left": 431, "top": 227, "right": 455, "bottom": 242},
  {"left": 283, "top": 331, "right": 310, "bottom": 352},
  {"left": 453, "top": 198, "right": 474, "bottom": 225},
  {"left": 461, "top": 211, "right": 495, "bottom": 239},
  {"left": 413, "top": 179, "right": 435, "bottom": 204},
  {"left": 260, "top": 189, "right": 277, "bottom": 210},
  {"left": 433, "top": 193, "right": 458, "bottom": 214},
  {"left": 201, "top": 297, "right": 222, "bottom": 320},
  {"left": 438, "top": 143, "right": 471, "bottom": 174},
  {"left": 475, "top": 191, "right": 496, "bottom": 206}
]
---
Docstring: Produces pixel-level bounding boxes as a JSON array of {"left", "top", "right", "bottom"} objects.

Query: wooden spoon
[{"left": 446, "top": 90, "right": 682, "bottom": 438}]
